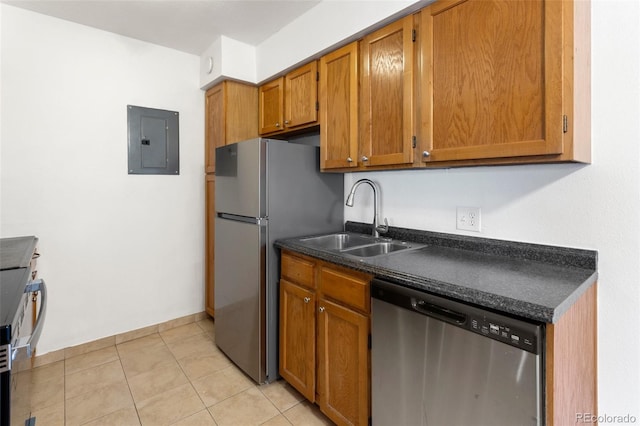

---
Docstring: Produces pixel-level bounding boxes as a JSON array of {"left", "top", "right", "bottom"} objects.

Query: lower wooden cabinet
[
  {"left": 280, "top": 278, "right": 316, "bottom": 401},
  {"left": 279, "top": 251, "right": 372, "bottom": 426},
  {"left": 205, "top": 174, "right": 215, "bottom": 317},
  {"left": 545, "top": 283, "right": 597, "bottom": 425},
  {"left": 317, "top": 297, "right": 369, "bottom": 426}
]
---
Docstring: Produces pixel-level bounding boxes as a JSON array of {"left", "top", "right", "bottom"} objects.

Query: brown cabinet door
[
  {"left": 205, "top": 175, "right": 215, "bottom": 317},
  {"left": 421, "top": 0, "right": 563, "bottom": 162},
  {"left": 279, "top": 279, "right": 316, "bottom": 402},
  {"left": 317, "top": 297, "right": 369, "bottom": 426},
  {"left": 224, "top": 82, "right": 259, "bottom": 145},
  {"left": 205, "top": 84, "right": 225, "bottom": 173},
  {"left": 360, "top": 15, "right": 415, "bottom": 167},
  {"left": 259, "top": 77, "right": 284, "bottom": 134},
  {"left": 320, "top": 43, "right": 359, "bottom": 170},
  {"left": 205, "top": 81, "right": 258, "bottom": 173},
  {"left": 285, "top": 61, "right": 318, "bottom": 129}
]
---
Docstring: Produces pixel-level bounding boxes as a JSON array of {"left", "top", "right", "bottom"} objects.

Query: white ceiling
[{"left": 1, "top": 0, "right": 322, "bottom": 55}]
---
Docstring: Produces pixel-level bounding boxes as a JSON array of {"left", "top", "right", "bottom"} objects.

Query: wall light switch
[{"left": 457, "top": 207, "right": 481, "bottom": 232}]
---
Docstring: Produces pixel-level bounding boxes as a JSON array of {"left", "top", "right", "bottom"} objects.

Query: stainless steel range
[{"left": 0, "top": 236, "right": 47, "bottom": 426}]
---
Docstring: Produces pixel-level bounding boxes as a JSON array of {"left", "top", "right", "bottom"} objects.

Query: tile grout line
[
  {"left": 164, "top": 321, "right": 286, "bottom": 424},
  {"left": 116, "top": 352, "right": 143, "bottom": 426},
  {"left": 159, "top": 328, "right": 217, "bottom": 424},
  {"left": 63, "top": 357, "right": 67, "bottom": 425},
  {"left": 29, "top": 317, "right": 320, "bottom": 425}
]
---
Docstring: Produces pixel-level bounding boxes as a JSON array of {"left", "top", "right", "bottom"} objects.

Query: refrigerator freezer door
[
  {"left": 215, "top": 138, "right": 266, "bottom": 218},
  {"left": 214, "top": 215, "right": 267, "bottom": 383}
]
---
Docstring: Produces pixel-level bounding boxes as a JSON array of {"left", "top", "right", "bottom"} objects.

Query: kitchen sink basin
[
  {"left": 341, "top": 242, "right": 411, "bottom": 258},
  {"left": 300, "top": 232, "right": 377, "bottom": 251},
  {"left": 297, "top": 232, "right": 424, "bottom": 260}
]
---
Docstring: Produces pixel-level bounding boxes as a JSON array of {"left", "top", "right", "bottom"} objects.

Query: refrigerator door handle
[{"left": 217, "top": 213, "right": 267, "bottom": 225}]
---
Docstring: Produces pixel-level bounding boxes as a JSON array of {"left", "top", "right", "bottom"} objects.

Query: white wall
[
  {"left": 0, "top": 5, "right": 205, "bottom": 354},
  {"left": 199, "top": 36, "right": 256, "bottom": 89},
  {"left": 255, "top": 0, "right": 425, "bottom": 82},
  {"left": 341, "top": 1, "right": 640, "bottom": 417},
  {"left": 198, "top": 0, "right": 427, "bottom": 86}
]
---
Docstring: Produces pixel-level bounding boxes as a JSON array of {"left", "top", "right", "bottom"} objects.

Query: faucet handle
[{"left": 376, "top": 217, "right": 390, "bottom": 234}]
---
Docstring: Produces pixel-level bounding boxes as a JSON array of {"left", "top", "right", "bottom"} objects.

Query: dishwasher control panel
[
  {"left": 371, "top": 278, "right": 543, "bottom": 356},
  {"left": 468, "top": 315, "right": 539, "bottom": 354}
]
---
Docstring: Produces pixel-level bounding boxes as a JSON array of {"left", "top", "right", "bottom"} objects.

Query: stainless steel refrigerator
[{"left": 214, "top": 138, "right": 344, "bottom": 383}]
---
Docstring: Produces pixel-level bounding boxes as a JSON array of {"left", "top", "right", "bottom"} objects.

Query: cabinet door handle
[
  {"left": 319, "top": 306, "right": 325, "bottom": 313},
  {"left": 275, "top": 122, "right": 280, "bottom": 128},
  {"left": 347, "top": 157, "right": 353, "bottom": 163},
  {"left": 303, "top": 297, "right": 310, "bottom": 303},
  {"left": 422, "top": 151, "right": 431, "bottom": 158},
  {"left": 361, "top": 156, "right": 369, "bottom": 162},
  {"left": 284, "top": 120, "right": 290, "bottom": 125}
]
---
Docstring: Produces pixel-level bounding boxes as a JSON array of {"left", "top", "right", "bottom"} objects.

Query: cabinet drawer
[
  {"left": 282, "top": 252, "right": 316, "bottom": 290},
  {"left": 319, "top": 266, "right": 370, "bottom": 313}
]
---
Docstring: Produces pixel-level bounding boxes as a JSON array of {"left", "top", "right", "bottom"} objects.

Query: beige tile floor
[{"left": 18, "top": 317, "right": 334, "bottom": 426}]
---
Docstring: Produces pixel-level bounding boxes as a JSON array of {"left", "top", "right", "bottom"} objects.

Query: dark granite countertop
[
  {"left": 1, "top": 236, "right": 38, "bottom": 326},
  {"left": 274, "top": 222, "right": 597, "bottom": 324},
  {"left": 1, "top": 236, "right": 38, "bottom": 270}
]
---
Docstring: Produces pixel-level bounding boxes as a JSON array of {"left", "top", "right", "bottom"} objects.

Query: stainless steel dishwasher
[{"left": 371, "top": 279, "right": 544, "bottom": 426}]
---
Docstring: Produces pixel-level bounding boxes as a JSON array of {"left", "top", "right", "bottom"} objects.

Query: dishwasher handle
[
  {"left": 372, "top": 278, "right": 469, "bottom": 326},
  {"left": 372, "top": 278, "right": 543, "bottom": 355},
  {"left": 411, "top": 298, "right": 467, "bottom": 325}
]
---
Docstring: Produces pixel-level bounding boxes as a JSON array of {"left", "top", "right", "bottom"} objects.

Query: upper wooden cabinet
[
  {"left": 260, "top": 61, "right": 319, "bottom": 135},
  {"left": 418, "top": 0, "right": 590, "bottom": 165},
  {"left": 320, "top": 42, "right": 359, "bottom": 170},
  {"left": 205, "top": 81, "right": 258, "bottom": 173},
  {"left": 259, "top": 77, "right": 284, "bottom": 134},
  {"left": 286, "top": 62, "right": 319, "bottom": 129},
  {"left": 314, "top": 0, "right": 589, "bottom": 172},
  {"left": 359, "top": 15, "right": 415, "bottom": 168}
]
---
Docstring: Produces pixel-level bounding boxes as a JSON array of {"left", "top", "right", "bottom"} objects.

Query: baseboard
[{"left": 21, "top": 311, "right": 210, "bottom": 371}]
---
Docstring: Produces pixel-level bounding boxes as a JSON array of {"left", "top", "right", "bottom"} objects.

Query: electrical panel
[{"left": 127, "top": 105, "right": 179, "bottom": 175}]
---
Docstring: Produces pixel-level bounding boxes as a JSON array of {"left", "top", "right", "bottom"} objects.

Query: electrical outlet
[{"left": 456, "top": 207, "right": 481, "bottom": 232}]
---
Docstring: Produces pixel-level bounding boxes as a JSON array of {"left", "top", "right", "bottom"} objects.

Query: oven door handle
[{"left": 12, "top": 279, "right": 48, "bottom": 361}]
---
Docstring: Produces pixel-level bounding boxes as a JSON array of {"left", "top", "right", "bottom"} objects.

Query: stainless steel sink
[
  {"left": 298, "top": 232, "right": 424, "bottom": 260},
  {"left": 299, "top": 232, "right": 377, "bottom": 251},
  {"left": 341, "top": 242, "right": 411, "bottom": 258}
]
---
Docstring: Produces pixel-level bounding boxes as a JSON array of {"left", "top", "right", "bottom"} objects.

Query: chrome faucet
[{"left": 345, "top": 178, "right": 389, "bottom": 238}]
